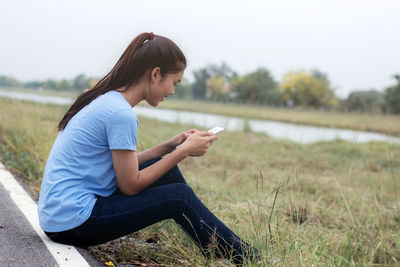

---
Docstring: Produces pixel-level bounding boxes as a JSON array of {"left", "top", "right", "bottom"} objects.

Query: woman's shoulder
[
  {"left": 74, "top": 90, "right": 136, "bottom": 124},
  {"left": 99, "top": 90, "right": 127, "bottom": 104},
  {"left": 100, "top": 91, "right": 137, "bottom": 121},
  {"left": 92, "top": 91, "right": 132, "bottom": 112}
]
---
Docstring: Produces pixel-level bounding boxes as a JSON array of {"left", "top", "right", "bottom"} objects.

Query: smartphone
[{"left": 208, "top": 126, "right": 224, "bottom": 135}]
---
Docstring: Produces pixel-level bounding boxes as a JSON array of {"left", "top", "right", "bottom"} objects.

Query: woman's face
[{"left": 148, "top": 69, "right": 184, "bottom": 106}]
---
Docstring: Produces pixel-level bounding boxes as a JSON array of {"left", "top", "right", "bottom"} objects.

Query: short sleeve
[{"left": 105, "top": 109, "right": 138, "bottom": 151}]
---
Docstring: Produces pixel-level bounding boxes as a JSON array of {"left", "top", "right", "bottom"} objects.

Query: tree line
[
  {"left": 0, "top": 74, "right": 98, "bottom": 92},
  {"left": 1, "top": 63, "right": 399, "bottom": 114}
]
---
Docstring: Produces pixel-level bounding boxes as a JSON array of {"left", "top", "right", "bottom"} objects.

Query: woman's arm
[
  {"left": 137, "top": 129, "right": 196, "bottom": 164},
  {"left": 137, "top": 141, "right": 172, "bottom": 164},
  {"left": 112, "top": 131, "right": 217, "bottom": 195}
]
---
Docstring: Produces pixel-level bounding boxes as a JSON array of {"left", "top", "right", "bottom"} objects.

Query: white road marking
[{"left": 0, "top": 162, "right": 90, "bottom": 267}]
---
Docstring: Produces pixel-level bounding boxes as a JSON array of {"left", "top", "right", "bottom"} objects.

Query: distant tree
[
  {"left": 385, "top": 74, "right": 400, "bottom": 114},
  {"left": 42, "top": 79, "right": 58, "bottom": 90},
  {"left": 24, "top": 80, "right": 43, "bottom": 89},
  {"left": 72, "top": 74, "right": 89, "bottom": 91},
  {"left": 192, "top": 62, "right": 236, "bottom": 99},
  {"left": 1, "top": 74, "right": 98, "bottom": 92},
  {"left": 208, "top": 62, "right": 236, "bottom": 80},
  {"left": 206, "top": 76, "right": 227, "bottom": 101},
  {"left": 171, "top": 78, "right": 191, "bottom": 99},
  {"left": 311, "top": 69, "right": 330, "bottom": 86},
  {"left": 24, "top": 78, "right": 72, "bottom": 91},
  {"left": 88, "top": 78, "right": 99, "bottom": 89},
  {"left": 0, "top": 75, "right": 22, "bottom": 87},
  {"left": 231, "top": 68, "right": 279, "bottom": 105},
  {"left": 280, "top": 70, "right": 338, "bottom": 108},
  {"left": 192, "top": 68, "right": 210, "bottom": 99},
  {"left": 344, "top": 90, "right": 385, "bottom": 113},
  {"left": 59, "top": 79, "right": 72, "bottom": 90}
]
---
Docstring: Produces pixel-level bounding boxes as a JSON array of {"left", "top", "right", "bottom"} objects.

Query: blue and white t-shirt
[{"left": 38, "top": 90, "right": 138, "bottom": 232}]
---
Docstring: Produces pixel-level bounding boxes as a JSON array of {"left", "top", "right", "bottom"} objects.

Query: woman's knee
[{"left": 173, "top": 183, "right": 196, "bottom": 200}]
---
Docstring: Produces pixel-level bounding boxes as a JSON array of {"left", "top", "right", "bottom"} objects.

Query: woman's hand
[
  {"left": 179, "top": 131, "right": 218, "bottom": 157},
  {"left": 163, "top": 129, "right": 198, "bottom": 153}
]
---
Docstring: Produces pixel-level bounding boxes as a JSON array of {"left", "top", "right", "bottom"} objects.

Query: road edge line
[{"left": 0, "top": 162, "right": 90, "bottom": 267}]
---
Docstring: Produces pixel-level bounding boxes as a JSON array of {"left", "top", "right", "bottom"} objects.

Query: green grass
[
  {"left": 156, "top": 99, "right": 400, "bottom": 137},
  {"left": 0, "top": 97, "right": 399, "bottom": 266}
]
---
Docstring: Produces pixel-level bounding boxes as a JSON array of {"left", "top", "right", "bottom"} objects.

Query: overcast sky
[{"left": 1, "top": 0, "right": 399, "bottom": 97}]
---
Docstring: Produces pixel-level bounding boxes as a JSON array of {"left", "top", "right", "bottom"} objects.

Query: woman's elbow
[
  {"left": 119, "top": 186, "right": 139, "bottom": 196},
  {"left": 115, "top": 173, "right": 140, "bottom": 196},
  {"left": 116, "top": 178, "right": 140, "bottom": 196}
]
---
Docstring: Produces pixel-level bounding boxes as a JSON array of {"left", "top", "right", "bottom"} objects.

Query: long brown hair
[{"left": 58, "top": 32, "right": 186, "bottom": 131}]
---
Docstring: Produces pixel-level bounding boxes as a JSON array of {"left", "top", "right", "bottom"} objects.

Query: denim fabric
[{"left": 45, "top": 158, "right": 260, "bottom": 264}]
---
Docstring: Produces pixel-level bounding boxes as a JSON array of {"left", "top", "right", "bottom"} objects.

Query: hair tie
[{"left": 149, "top": 32, "right": 154, "bottom": 40}]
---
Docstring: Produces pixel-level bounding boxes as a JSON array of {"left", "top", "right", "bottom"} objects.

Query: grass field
[{"left": 0, "top": 96, "right": 399, "bottom": 266}]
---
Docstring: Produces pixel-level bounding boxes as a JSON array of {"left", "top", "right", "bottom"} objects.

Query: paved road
[
  {"left": 0, "top": 163, "right": 103, "bottom": 266},
  {"left": 0, "top": 181, "right": 59, "bottom": 266}
]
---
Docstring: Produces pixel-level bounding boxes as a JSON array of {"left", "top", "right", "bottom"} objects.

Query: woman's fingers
[
  {"left": 197, "top": 131, "right": 214, "bottom": 137},
  {"left": 186, "top": 129, "right": 198, "bottom": 134},
  {"left": 180, "top": 129, "right": 197, "bottom": 140},
  {"left": 209, "top": 134, "right": 218, "bottom": 141},
  {"left": 179, "top": 130, "right": 219, "bottom": 157}
]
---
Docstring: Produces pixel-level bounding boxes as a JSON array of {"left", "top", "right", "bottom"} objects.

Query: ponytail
[{"left": 58, "top": 32, "right": 186, "bottom": 131}]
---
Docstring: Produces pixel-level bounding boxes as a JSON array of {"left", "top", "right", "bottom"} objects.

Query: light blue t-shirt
[{"left": 38, "top": 90, "right": 138, "bottom": 232}]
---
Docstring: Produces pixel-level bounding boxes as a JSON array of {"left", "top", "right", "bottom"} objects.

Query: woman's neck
[{"left": 115, "top": 83, "right": 146, "bottom": 108}]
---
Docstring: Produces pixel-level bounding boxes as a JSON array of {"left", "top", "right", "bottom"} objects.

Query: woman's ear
[{"left": 150, "top": 67, "right": 161, "bottom": 83}]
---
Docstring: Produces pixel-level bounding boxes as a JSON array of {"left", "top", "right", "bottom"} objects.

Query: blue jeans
[{"left": 45, "top": 159, "right": 260, "bottom": 264}]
